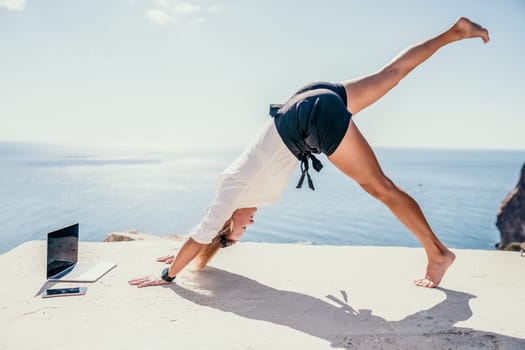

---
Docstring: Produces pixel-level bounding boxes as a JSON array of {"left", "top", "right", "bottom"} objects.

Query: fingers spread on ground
[
  {"left": 137, "top": 280, "right": 155, "bottom": 288},
  {"left": 128, "top": 277, "right": 150, "bottom": 285},
  {"left": 157, "top": 255, "right": 175, "bottom": 263},
  {"left": 143, "top": 279, "right": 166, "bottom": 288}
]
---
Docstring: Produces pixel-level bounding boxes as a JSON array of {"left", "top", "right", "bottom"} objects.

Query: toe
[
  {"left": 424, "top": 280, "right": 434, "bottom": 288},
  {"left": 413, "top": 278, "right": 436, "bottom": 288},
  {"left": 413, "top": 278, "right": 425, "bottom": 286}
]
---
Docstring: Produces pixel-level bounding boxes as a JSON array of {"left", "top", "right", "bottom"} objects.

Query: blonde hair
[{"left": 195, "top": 217, "right": 234, "bottom": 270}]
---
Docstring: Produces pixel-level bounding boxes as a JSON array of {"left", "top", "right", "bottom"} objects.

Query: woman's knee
[
  {"left": 360, "top": 176, "right": 398, "bottom": 202},
  {"left": 379, "top": 67, "right": 402, "bottom": 87}
]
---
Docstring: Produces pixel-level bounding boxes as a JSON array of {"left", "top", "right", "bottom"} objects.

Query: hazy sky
[{"left": 1, "top": 0, "right": 524, "bottom": 151}]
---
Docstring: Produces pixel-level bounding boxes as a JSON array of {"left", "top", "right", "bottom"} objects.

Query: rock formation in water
[
  {"left": 104, "top": 229, "right": 183, "bottom": 242},
  {"left": 496, "top": 163, "right": 525, "bottom": 249}
]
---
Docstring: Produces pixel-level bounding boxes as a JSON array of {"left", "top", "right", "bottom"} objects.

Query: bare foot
[
  {"left": 451, "top": 17, "right": 490, "bottom": 43},
  {"left": 413, "top": 250, "right": 456, "bottom": 288}
]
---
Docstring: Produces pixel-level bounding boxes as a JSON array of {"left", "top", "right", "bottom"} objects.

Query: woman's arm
[
  {"left": 166, "top": 238, "right": 204, "bottom": 278},
  {"left": 128, "top": 175, "right": 248, "bottom": 288},
  {"left": 128, "top": 238, "right": 204, "bottom": 288}
]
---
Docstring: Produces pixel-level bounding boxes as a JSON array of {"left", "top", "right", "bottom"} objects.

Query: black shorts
[{"left": 270, "top": 81, "right": 352, "bottom": 159}]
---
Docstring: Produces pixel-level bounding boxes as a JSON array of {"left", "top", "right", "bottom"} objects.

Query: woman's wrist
[{"left": 161, "top": 267, "right": 176, "bottom": 282}]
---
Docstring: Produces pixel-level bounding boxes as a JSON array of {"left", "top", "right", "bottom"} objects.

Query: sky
[{"left": 0, "top": 0, "right": 524, "bottom": 151}]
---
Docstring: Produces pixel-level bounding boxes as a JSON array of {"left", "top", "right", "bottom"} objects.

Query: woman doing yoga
[{"left": 129, "top": 17, "right": 489, "bottom": 289}]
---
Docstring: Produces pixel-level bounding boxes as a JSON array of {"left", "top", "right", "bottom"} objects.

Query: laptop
[{"left": 47, "top": 223, "right": 116, "bottom": 282}]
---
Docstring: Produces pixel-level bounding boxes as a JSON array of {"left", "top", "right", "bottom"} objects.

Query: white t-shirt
[{"left": 189, "top": 119, "right": 298, "bottom": 244}]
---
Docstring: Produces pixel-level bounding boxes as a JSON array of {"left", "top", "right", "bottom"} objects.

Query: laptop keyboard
[{"left": 64, "top": 262, "right": 116, "bottom": 281}]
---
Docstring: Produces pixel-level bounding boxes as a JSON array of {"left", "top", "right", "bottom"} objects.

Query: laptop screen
[{"left": 47, "top": 224, "right": 79, "bottom": 279}]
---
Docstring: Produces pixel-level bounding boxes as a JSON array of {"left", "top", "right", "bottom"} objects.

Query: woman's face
[{"left": 229, "top": 207, "right": 257, "bottom": 241}]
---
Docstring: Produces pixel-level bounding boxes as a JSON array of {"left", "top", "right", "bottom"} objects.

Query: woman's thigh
[
  {"left": 328, "top": 119, "right": 390, "bottom": 190},
  {"left": 340, "top": 68, "right": 400, "bottom": 115}
]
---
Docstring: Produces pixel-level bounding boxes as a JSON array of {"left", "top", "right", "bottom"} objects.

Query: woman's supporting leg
[
  {"left": 328, "top": 121, "right": 455, "bottom": 288},
  {"left": 342, "top": 17, "right": 489, "bottom": 115}
]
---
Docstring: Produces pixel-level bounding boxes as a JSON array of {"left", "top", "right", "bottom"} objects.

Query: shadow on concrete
[{"left": 170, "top": 267, "right": 524, "bottom": 349}]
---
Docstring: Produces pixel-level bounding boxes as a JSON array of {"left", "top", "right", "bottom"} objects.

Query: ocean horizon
[{"left": 1, "top": 141, "right": 524, "bottom": 254}]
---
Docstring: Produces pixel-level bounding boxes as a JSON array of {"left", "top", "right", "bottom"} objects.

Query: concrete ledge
[{"left": 1, "top": 241, "right": 524, "bottom": 349}]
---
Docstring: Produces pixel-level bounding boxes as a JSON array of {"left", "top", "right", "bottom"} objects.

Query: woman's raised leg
[{"left": 342, "top": 17, "right": 489, "bottom": 115}]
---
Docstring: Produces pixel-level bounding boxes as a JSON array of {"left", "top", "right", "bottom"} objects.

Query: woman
[{"left": 129, "top": 17, "right": 489, "bottom": 289}]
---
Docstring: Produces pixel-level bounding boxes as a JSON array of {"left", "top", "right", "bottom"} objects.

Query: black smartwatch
[{"left": 161, "top": 267, "right": 176, "bottom": 283}]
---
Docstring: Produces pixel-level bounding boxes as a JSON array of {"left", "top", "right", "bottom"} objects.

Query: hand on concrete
[
  {"left": 128, "top": 276, "right": 171, "bottom": 288},
  {"left": 156, "top": 255, "right": 175, "bottom": 264}
]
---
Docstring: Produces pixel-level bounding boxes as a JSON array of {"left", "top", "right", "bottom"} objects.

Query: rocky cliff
[{"left": 496, "top": 163, "right": 525, "bottom": 249}]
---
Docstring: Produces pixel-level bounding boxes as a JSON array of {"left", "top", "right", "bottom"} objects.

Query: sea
[{"left": 1, "top": 141, "right": 524, "bottom": 254}]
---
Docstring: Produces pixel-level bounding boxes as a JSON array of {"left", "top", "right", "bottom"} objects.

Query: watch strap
[{"left": 161, "top": 267, "right": 176, "bottom": 282}]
